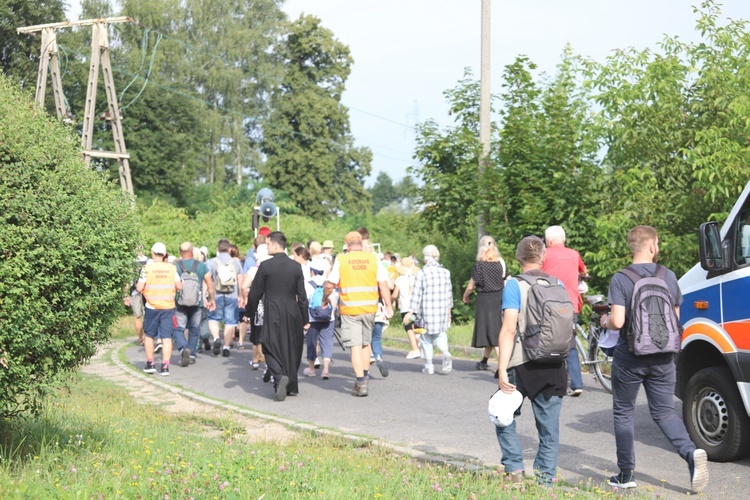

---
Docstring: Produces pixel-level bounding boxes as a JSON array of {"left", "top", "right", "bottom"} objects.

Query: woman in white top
[{"left": 391, "top": 257, "right": 421, "bottom": 359}]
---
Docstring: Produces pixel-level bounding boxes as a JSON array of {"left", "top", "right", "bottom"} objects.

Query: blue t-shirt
[
  {"left": 243, "top": 249, "right": 256, "bottom": 274},
  {"left": 501, "top": 274, "right": 566, "bottom": 311}
]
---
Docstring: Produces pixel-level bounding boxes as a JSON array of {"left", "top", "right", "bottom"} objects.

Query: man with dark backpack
[
  {"left": 601, "top": 225, "right": 708, "bottom": 492},
  {"left": 496, "top": 236, "right": 569, "bottom": 486},
  {"left": 173, "top": 242, "right": 215, "bottom": 367}
]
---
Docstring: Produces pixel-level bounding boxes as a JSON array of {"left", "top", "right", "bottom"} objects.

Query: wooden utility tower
[{"left": 17, "top": 17, "right": 135, "bottom": 196}]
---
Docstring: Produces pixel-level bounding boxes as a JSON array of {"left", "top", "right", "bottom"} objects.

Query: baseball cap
[
  {"left": 321, "top": 240, "right": 334, "bottom": 249},
  {"left": 488, "top": 389, "right": 523, "bottom": 428},
  {"left": 151, "top": 242, "right": 167, "bottom": 255},
  {"left": 258, "top": 226, "right": 271, "bottom": 237},
  {"left": 344, "top": 231, "right": 363, "bottom": 245}
]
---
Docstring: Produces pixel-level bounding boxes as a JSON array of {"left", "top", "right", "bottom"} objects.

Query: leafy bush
[{"left": 0, "top": 74, "right": 140, "bottom": 418}]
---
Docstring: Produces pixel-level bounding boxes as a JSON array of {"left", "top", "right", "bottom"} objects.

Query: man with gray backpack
[
  {"left": 173, "top": 242, "right": 215, "bottom": 367},
  {"left": 495, "top": 235, "right": 573, "bottom": 486},
  {"left": 600, "top": 225, "right": 708, "bottom": 492}
]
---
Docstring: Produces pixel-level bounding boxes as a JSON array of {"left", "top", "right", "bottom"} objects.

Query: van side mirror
[{"left": 699, "top": 222, "right": 729, "bottom": 271}]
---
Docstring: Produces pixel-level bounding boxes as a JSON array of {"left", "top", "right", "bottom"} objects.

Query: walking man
[
  {"left": 173, "top": 242, "right": 215, "bottom": 366},
  {"left": 137, "top": 242, "right": 182, "bottom": 376},
  {"left": 600, "top": 225, "right": 708, "bottom": 491},
  {"left": 542, "top": 225, "right": 588, "bottom": 396},
  {"left": 405, "top": 245, "right": 453, "bottom": 375},
  {"left": 324, "top": 231, "right": 393, "bottom": 397},
  {"left": 496, "top": 236, "right": 566, "bottom": 485},
  {"left": 248, "top": 231, "right": 309, "bottom": 401},
  {"left": 206, "top": 238, "right": 244, "bottom": 357}
]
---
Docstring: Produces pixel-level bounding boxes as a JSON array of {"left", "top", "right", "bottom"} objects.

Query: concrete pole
[{"left": 478, "top": 0, "right": 491, "bottom": 238}]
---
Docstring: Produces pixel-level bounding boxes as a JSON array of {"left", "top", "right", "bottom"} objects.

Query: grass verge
[{"left": 0, "top": 374, "right": 598, "bottom": 498}]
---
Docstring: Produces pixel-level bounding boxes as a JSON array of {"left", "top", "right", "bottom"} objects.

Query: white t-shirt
[{"left": 394, "top": 274, "right": 416, "bottom": 313}]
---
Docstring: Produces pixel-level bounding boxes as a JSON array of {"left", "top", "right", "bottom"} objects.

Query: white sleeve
[
  {"left": 327, "top": 259, "right": 341, "bottom": 285},
  {"left": 376, "top": 262, "right": 389, "bottom": 282}
]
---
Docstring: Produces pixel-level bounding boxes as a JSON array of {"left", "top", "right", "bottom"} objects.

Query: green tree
[
  {"left": 0, "top": 0, "right": 66, "bottom": 88},
  {"left": 0, "top": 73, "right": 140, "bottom": 418},
  {"left": 369, "top": 171, "right": 399, "bottom": 214},
  {"left": 261, "top": 15, "right": 372, "bottom": 218}
]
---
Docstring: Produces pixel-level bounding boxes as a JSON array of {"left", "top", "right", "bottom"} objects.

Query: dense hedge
[{"left": 0, "top": 74, "right": 141, "bottom": 418}]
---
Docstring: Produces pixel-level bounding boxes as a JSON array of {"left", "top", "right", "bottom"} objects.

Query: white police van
[{"left": 678, "top": 180, "right": 750, "bottom": 461}]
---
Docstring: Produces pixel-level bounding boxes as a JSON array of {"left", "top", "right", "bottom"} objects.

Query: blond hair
[
  {"left": 627, "top": 225, "right": 658, "bottom": 255},
  {"left": 309, "top": 241, "right": 322, "bottom": 256},
  {"left": 477, "top": 235, "right": 501, "bottom": 262}
]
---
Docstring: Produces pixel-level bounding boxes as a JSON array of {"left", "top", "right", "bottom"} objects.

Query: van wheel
[{"left": 683, "top": 366, "right": 750, "bottom": 462}]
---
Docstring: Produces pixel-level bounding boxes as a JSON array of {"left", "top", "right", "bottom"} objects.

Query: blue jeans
[
  {"left": 494, "top": 367, "right": 563, "bottom": 485},
  {"left": 371, "top": 322, "right": 386, "bottom": 359},
  {"left": 567, "top": 346, "right": 583, "bottom": 390},
  {"left": 174, "top": 305, "right": 202, "bottom": 353},
  {"left": 208, "top": 295, "right": 238, "bottom": 327},
  {"left": 611, "top": 343, "right": 695, "bottom": 473},
  {"left": 307, "top": 321, "right": 334, "bottom": 360}
]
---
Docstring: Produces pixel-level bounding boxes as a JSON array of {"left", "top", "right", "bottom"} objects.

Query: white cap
[
  {"left": 200, "top": 246, "right": 209, "bottom": 258},
  {"left": 151, "top": 242, "right": 167, "bottom": 255},
  {"left": 488, "top": 389, "right": 523, "bottom": 428}
]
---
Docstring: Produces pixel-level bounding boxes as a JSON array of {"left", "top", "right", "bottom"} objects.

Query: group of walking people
[{"left": 128, "top": 222, "right": 709, "bottom": 493}]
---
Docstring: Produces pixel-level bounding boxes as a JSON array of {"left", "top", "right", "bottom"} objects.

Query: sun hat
[
  {"left": 396, "top": 256, "right": 416, "bottom": 275},
  {"left": 321, "top": 240, "right": 334, "bottom": 249},
  {"left": 151, "top": 242, "right": 167, "bottom": 255},
  {"left": 488, "top": 389, "right": 523, "bottom": 428}
]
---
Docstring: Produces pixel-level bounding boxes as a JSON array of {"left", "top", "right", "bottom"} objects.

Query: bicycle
[{"left": 574, "top": 294, "right": 614, "bottom": 394}]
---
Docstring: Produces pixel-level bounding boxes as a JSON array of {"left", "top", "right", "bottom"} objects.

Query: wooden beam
[
  {"left": 83, "top": 150, "right": 131, "bottom": 160},
  {"left": 17, "top": 17, "right": 133, "bottom": 34}
]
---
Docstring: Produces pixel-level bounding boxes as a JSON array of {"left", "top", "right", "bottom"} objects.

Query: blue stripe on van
[
  {"left": 682, "top": 283, "right": 722, "bottom": 324},
  {"left": 721, "top": 275, "right": 750, "bottom": 323}
]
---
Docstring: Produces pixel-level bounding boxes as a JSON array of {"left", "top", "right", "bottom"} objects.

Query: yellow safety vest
[
  {"left": 337, "top": 251, "right": 379, "bottom": 316},
  {"left": 142, "top": 261, "right": 177, "bottom": 309}
]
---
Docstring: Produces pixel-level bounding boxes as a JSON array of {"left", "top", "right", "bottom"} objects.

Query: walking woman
[{"left": 463, "top": 235, "right": 506, "bottom": 371}]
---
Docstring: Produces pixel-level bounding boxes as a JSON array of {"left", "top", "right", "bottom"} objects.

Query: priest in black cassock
[{"left": 248, "top": 231, "right": 309, "bottom": 401}]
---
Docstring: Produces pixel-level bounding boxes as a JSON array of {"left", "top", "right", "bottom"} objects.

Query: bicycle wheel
[{"left": 588, "top": 326, "right": 613, "bottom": 394}]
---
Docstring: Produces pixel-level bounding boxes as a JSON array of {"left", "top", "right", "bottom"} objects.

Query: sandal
[
  {"left": 236, "top": 344, "right": 245, "bottom": 350},
  {"left": 303, "top": 367, "right": 316, "bottom": 377},
  {"left": 321, "top": 371, "right": 330, "bottom": 380}
]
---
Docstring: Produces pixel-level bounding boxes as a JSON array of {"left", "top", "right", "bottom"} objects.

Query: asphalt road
[{"left": 123, "top": 341, "right": 750, "bottom": 498}]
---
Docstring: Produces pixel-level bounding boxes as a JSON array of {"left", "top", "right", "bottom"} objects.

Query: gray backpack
[
  {"left": 517, "top": 272, "right": 575, "bottom": 364},
  {"left": 620, "top": 265, "right": 681, "bottom": 356},
  {"left": 176, "top": 260, "right": 201, "bottom": 307}
]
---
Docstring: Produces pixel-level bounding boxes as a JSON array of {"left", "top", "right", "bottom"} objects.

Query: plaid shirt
[{"left": 410, "top": 260, "right": 453, "bottom": 334}]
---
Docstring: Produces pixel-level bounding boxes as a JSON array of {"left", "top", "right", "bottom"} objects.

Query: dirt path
[{"left": 80, "top": 340, "right": 298, "bottom": 443}]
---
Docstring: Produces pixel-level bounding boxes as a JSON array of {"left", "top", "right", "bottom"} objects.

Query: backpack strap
[
  {"left": 190, "top": 260, "right": 199, "bottom": 273},
  {"left": 516, "top": 270, "right": 551, "bottom": 286},
  {"left": 308, "top": 279, "right": 319, "bottom": 289},
  {"left": 177, "top": 260, "right": 187, "bottom": 273},
  {"left": 654, "top": 264, "right": 667, "bottom": 280},
  {"left": 619, "top": 266, "right": 644, "bottom": 284}
]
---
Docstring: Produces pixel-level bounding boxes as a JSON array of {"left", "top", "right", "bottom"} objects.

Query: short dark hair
[
  {"left": 357, "top": 226, "right": 370, "bottom": 241},
  {"left": 229, "top": 244, "right": 239, "bottom": 259},
  {"left": 516, "top": 235, "right": 545, "bottom": 265},
  {"left": 217, "top": 238, "right": 231, "bottom": 253},
  {"left": 267, "top": 231, "right": 287, "bottom": 250},
  {"left": 627, "top": 225, "right": 658, "bottom": 255}
]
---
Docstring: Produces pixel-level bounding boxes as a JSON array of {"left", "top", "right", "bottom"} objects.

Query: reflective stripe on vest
[
  {"left": 142, "top": 262, "right": 177, "bottom": 309},
  {"left": 338, "top": 252, "right": 379, "bottom": 315}
]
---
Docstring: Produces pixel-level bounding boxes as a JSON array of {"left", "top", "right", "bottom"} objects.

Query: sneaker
[
  {"left": 442, "top": 354, "right": 452, "bottom": 373},
  {"left": 222, "top": 347, "right": 230, "bottom": 358},
  {"left": 314, "top": 357, "right": 321, "bottom": 369},
  {"left": 406, "top": 350, "right": 421, "bottom": 359},
  {"left": 689, "top": 448, "right": 709, "bottom": 492},
  {"left": 352, "top": 380, "right": 369, "bottom": 397},
  {"left": 303, "top": 367, "right": 316, "bottom": 377},
  {"left": 376, "top": 359, "right": 389, "bottom": 377},
  {"left": 607, "top": 471, "right": 637, "bottom": 489},
  {"left": 321, "top": 371, "right": 330, "bottom": 380},
  {"left": 568, "top": 388, "right": 583, "bottom": 397},
  {"left": 160, "top": 364, "right": 170, "bottom": 377},
  {"left": 250, "top": 361, "right": 260, "bottom": 370},
  {"left": 143, "top": 361, "right": 156, "bottom": 374},
  {"left": 154, "top": 342, "right": 163, "bottom": 354},
  {"left": 476, "top": 360, "right": 489, "bottom": 371},
  {"left": 369, "top": 356, "right": 376, "bottom": 365},
  {"left": 202, "top": 337, "right": 211, "bottom": 352},
  {"left": 275, "top": 375, "right": 289, "bottom": 401},
  {"left": 262, "top": 368, "right": 272, "bottom": 383},
  {"left": 212, "top": 338, "right": 222, "bottom": 356},
  {"left": 180, "top": 348, "right": 191, "bottom": 367},
  {"left": 236, "top": 343, "right": 245, "bottom": 350},
  {"left": 422, "top": 365, "right": 435, "bottom": 375},
  {"left": 189, "top": 355, "right": 196, "bottom": 365}
]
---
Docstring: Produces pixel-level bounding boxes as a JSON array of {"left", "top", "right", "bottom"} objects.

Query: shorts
[
  {"left": 143, "top": 308, "right": 177, "bottom": 340},
  {"left": 130, "top": 292, "right": 144, "bottom": 318},
  {"left": 401, "top": 311, "right": 414, "bottom": 332},
  {"left": 208, "top": 294, "right": 238, "bottom": 327},
  {"left": 339, "top": 313, "right": 374, "bottom": 348}
]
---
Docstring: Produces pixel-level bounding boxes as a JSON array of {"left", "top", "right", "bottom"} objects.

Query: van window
[{"left": 736, "top": 203, "right": 750, "bottom": 266}]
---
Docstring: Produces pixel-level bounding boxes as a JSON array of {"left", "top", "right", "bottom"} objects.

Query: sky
[{"left": 66, "top": 1, "right": 750, "bottom": 186}]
